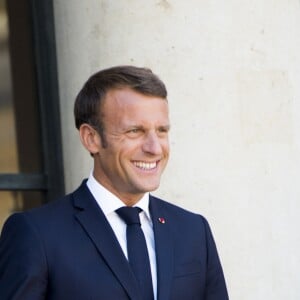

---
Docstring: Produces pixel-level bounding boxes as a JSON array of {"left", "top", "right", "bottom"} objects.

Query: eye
[
  {"left": 129, "top": 128, "right": 140, "bottom": 133},
  {"left": 126, "top": 127, "right": 144, "bottom": 137},
  {"left": 158, "top": 127, "right": 168, "bottom": 133},
  {"left": 157, "top": 126, "right": 170, "bottom": 136}
]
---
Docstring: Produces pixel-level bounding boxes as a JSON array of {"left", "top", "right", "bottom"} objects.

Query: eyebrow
[{"left": 124, "top": 124, "right": 170, "bottom": 131}]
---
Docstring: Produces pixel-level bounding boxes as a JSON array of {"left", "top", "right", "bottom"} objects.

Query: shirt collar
[{"left": 86, "top": 172, "right": 151, "bottom": 220}]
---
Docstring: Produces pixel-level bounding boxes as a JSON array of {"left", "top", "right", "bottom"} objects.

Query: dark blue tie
[{"left": 116, "top": 206, "right": 154, "bottom": 300}]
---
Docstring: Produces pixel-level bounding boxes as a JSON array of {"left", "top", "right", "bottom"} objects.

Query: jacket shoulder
[
  {"left": 149, "top": 194, "right": 210, "bottom": 233},
  {"left": 150, "top": 194, "right": 205, "bottom": 219}
]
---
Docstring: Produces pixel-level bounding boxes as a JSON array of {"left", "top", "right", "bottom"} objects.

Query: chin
[
  {"left": 131, "top": 177, "right": 161, "bottom": 193},
  {"left": 140, "top": 183, "right": 160, "bottom": 193}
]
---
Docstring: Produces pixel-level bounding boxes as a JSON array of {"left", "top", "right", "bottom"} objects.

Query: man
[{"left": 0, "top": 66, "right": 229, "bottom": 299}]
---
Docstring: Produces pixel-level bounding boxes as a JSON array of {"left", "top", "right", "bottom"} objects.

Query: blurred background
[{"left": 1, "top": 1, "right": 300, "bottom": 299}]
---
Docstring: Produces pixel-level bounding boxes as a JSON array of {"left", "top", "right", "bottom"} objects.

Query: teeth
[{"left": 134, "top": 161, "right": 157, "bottom": 170}]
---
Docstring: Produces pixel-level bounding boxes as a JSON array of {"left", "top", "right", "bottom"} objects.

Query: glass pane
[
  {"left": 0, "top": 0, "right": 18, "bottom": 173},
  {"left": 6, "top": 0, "right": 43, "bottom": 174},
  {"left": 0, "top": 191, "right": 45, "bottom": 229},
  {"left": 0, "top": 191, "right": 14, "bottom": 229}
]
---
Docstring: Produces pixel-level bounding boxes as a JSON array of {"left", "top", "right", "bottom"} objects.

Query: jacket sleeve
[
  {"left": 202, "top": 217, "right": 229, "bottom": 300},
  {"left": 0, "top": 213, "right": 48, "bottom": 300}
]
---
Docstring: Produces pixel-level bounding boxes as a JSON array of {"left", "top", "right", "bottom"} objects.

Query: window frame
[{"left": 0, "top": 0, "right": 65, "bottom": 202}]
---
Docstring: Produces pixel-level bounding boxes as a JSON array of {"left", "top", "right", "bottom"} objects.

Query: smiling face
[{"left": 92, "top": 88, "right": 170, "bottom": 205}]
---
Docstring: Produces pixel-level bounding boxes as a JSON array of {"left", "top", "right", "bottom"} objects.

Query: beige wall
[{"left": 54, "top": 1, "right": 300, "bottom": 299}]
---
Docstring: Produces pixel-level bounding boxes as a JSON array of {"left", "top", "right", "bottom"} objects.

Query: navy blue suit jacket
[{"left": 0, "top": 181, "right": 228, "bottom": 299}]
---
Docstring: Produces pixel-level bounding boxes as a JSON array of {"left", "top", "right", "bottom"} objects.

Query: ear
[{"left": 79, "top": 124, "right": 101, "bottom": 154}]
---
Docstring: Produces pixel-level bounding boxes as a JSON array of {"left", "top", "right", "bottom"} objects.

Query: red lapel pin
[{"left": 158, "top": 217, "right": 166, "bottom": 224}]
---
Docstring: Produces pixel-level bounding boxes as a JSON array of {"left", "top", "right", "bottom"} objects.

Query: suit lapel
[
  {"left": 150, "top": 195, "right": 174, "bottom": 300},
  {"left": 72, "top": 182, "right": 141, "bottom": 300}
]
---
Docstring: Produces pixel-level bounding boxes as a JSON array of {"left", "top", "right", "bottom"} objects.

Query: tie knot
[{"left": 116, "top": 207, "right": 142, "bottom": 225}]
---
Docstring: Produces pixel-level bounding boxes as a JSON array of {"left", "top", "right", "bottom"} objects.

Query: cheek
[
  {"left": 119, "top": 140, "right": 143, "bottom": 155},
  {"left": 162, "top": 140, "right": 170, "bottom": 154}
]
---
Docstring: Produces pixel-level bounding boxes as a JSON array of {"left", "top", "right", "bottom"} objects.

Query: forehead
[{"left": 102, "top": 88, "right": 169, "bottom": 126}]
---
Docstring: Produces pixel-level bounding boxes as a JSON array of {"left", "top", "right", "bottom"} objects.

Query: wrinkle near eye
[{"left": 125, "top": 126, "right": 144, "bottom": 138}]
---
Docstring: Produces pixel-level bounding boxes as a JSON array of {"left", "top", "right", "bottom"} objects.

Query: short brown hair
[{"left": 74, "top": 65, "right": 167, "bottom": 133}]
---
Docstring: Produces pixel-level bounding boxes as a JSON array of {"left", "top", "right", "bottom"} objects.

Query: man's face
[{"left": 93, "top": 88, "right": 170, "bottom": 204}]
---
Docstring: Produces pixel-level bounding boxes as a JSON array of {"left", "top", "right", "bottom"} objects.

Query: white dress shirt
[{"left": 86, "top": 174, "right": 157, "bottom": 299}]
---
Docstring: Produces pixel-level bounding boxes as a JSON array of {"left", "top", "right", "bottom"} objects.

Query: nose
[{"left": 142, "top": 132, "right": 163, "bottom": 155}]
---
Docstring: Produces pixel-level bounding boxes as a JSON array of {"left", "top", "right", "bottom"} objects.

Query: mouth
[{"left": 132, "top": 160, "right": 159, "bottom": 171}]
